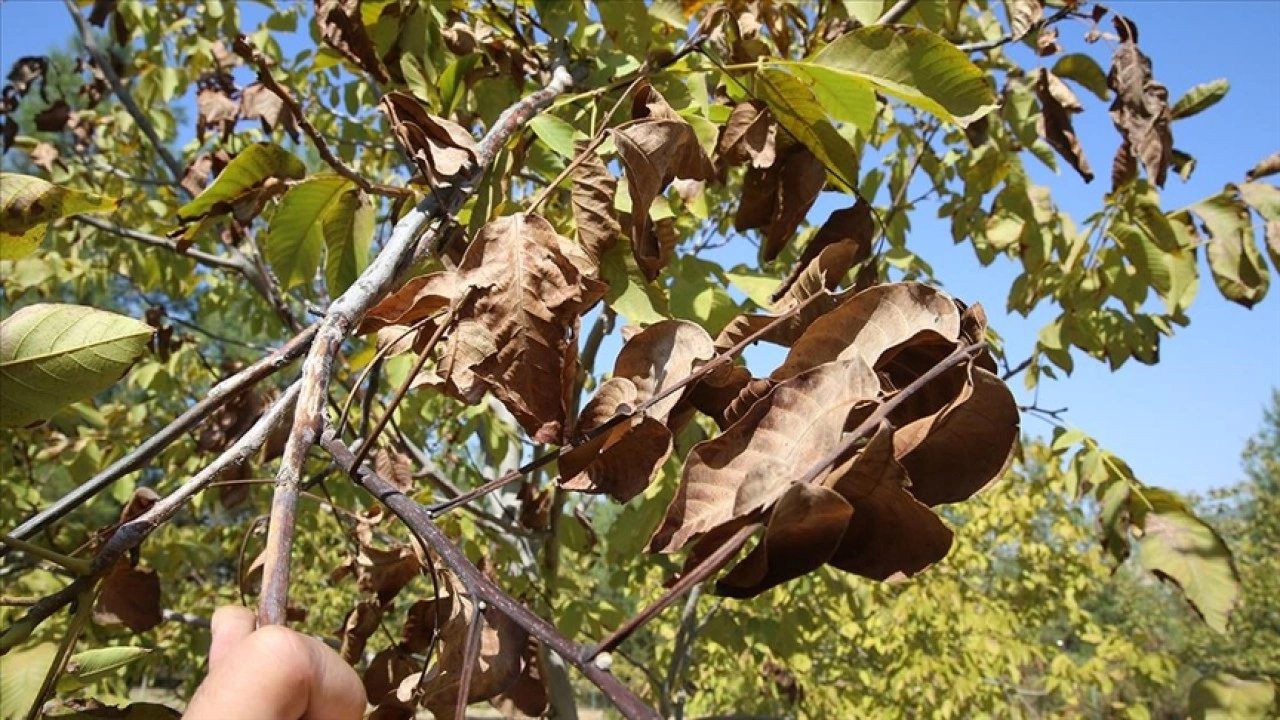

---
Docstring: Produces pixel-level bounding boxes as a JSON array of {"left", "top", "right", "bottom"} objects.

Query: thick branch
[
  {"left": 320, "top": 432, "right": 661, "bottom": 720},
  {"left": 3, "top": 327, "right": 315, "bottom": 547},
  {"left": 257, "top": 66, "right": 576, "bottom": 627}
]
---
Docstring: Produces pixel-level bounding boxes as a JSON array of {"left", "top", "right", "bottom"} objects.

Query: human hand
[{"left": 184, "top": 606, "right": 366, "bottom": 720}]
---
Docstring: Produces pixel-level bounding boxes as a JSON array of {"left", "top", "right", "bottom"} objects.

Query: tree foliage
[{"left": 1, "top": 0, "right": 1276, "bottom": 718}]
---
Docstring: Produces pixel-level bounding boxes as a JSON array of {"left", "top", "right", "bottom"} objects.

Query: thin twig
[
  {"left": 876, "top": 0, "right": 920, "bottom": 25},
  {"left": 2, "top": 327, "right": 315, "bottom": 547},
  {"left": 321, "top": 431, "right": 661, "bottom": 720},
  {"left": 232, "top": 36, "right": 412, "bottom": 199},
  {"left": 957, "top": 5, "right": 1076, "bottom": 53},
  {"left": 257, "top": 66, "right": 577, "bottom": 627},
  {"left": 453, "top": 605, "right": 486, "bottom": 720},
  {"left": 75, "top": 215, "right": 244, "bottom": 272}
]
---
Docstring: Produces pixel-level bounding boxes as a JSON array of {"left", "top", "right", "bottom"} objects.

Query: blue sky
[{"left": 2, "top": 1, "right": 1277, "bottom": 493}]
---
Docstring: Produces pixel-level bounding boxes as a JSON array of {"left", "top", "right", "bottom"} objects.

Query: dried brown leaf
[
  {"left": 1006, "top": 0, "right": 1044, "bottom": 41},
  {"left": 196, "top": 87, "right": 239, "bottom": 143},
  {"left": 440, "top": 214, "right": 606, "bottom": 443},
  {"left": 773, "top": 201, "right": 874, "bottom": 303},
  {"left": 772, "top": 283, "right": 962, "bottom": 382},
  {"left": 1037, "top": 69, "right": 1094, "bottom": 183},
  {"left": 339, "top": 601, "right": 384, "bottom": 663},
  {"left": 314, "top": 0, "right": 387, "bottom": 82},
  {"left": 715, "top": 483, "right": 853, "bottom": 598},
  {"left": 94, "top": 561, "right": 162, "bottom": 633},
  {"left": 892, "top": 362, "right": 1019, "bottom": 506},
  {"left": 356, "top": 543, "right": 421, "bottom": 604},
  {"left": 569, "top": 140, "right": 620, "bottom": 270},
  {"left": 734, "top": 163, "right": 781, "bottom": 232},
  {"left": 34, "top": 99, "right": 70, "bottom": 132},
  {"left": 240, "top": 82, "right": 300, "bottom": 143},
  {"left": 365, "top": 648, "right": 419, "bottom": 701},
  {"left": 763, "top": 147, "right": 827, "bottom": 262},
  {"left": 1107, "top": 15, "right": 1172, "bottom": 187},
  {"left": 686, "top": 363, "right": 752, "bottom": 430},
  {"left": 1245, "top": 151, "right": 1280, "bottom": 182},
  {"left": 723, "top": 377, "right": 775, "bottom": 429},
  {"left": 1037, "top": 26, "right": 1062, "bottom": 56},
  {"left": 416, "top": 599, "right": 528, "bottom": 718},
  {"left": 489, "top": 638, "right": 548, "bottom": 719},
  {"left": 375, "top": 448, "right": 414, "bottom": 493},
  {"left": 381, "top": 92, "right": 478, "bottom": 186},
  {"left": 359, "top": 272, "right": 457, "bottom": 336},
  {"left": 649, "top": 357, "right": 880, "bottom": 554},
  {"left": 717, "top": 100, "right": 777, "bottom": 170},
  {"left": 180, "top": 154, "right": 214, "bottom": 198},
  {"left": 825, "top": 426, "right": 953, "bottom": 580}
]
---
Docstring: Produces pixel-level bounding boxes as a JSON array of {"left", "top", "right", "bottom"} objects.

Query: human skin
[{"left": 184, "top": 606, "right": 366, "bottom": 720}]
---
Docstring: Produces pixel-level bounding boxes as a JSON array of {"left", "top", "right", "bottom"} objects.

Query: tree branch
[
  {"left": 956, "top": 5, "right": 1076, "bottom": 53},
  {"left": 257, "top": 66, "right": 577, "bottom": 627},
  {"left": 876, "top": 0, "right": 920, "bottom": 25},
  {"left": 74, "top": 215, "right": 244, "bottom": 272},
  {"left": 2, "top": 327, "right": 315, "bottom": 547},
  {"left": 320, "top": 431, "right": 661, "bottom": 720}
]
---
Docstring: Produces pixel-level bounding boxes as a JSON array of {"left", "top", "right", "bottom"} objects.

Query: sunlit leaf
[{"left": 0, "top": 173, "right": 116, "bottom": 260}]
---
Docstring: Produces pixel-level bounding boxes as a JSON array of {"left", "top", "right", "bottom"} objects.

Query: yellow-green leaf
[
  {"left": 802, "top": 25, "right": 998, "bottom": 127},
  {"left": 58, "top": 646, "right": 152, "bottom": 692},
  {"left": 0, "top": 304, "right": 153, "bottom": 428},
  {"left": 266, "top": 176, "right": 352, "bottom": 290},
  {"left": 528, "top": 114, "right": 581, "bottom": 160},
  {"left": 1189, "top": 672, "right": 1277, "bottom": 720},
  {"left": 0, "top": 642, "right": 57, "bottom": 720},
  {"left": 1052, "top": 53, "right": 1110, "bottom": 102},
  {"left": 752, "top": 68, "right": 859, "bottom": 192},
  {"left": 600, "top": 237, "right": 670, "bottom": 326},
  {"left": 323, "top": 188, "right": 374, "bottom": 296},
  {"left": 1196, "top": 191, "right": 1270, "bottom": 308},
  {"left": 177, "top": 142, "right": 305, "bottom": 221},
  {"left": 1171, "top": 78, "right": 1229, "bottom": 120},
  {"left": 0, "top": 173, "right": 116, "bottom": 260}
]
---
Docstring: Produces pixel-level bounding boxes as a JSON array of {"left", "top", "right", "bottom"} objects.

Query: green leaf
[
  {"left": 1238, "top": 181, "right": 1280, "bottom": 221},
  {"left": 439, "top": 53, "right": 481, "bottom": 117},
  {"left": 1111, "top": 220, "right": 1171, "bottom": 296},
  {"left": 0, "top": 173, "right": 117, "bottom": 260},
  {"left": 528, "top": 114, "right": 581, "bottom": 160},
  {"left": 670, "top": 257, "right": 738, "bottom": 335},
  {"left": 1132, "top": 488, "right": 1240, "bottom": 632},
  {"left": 1051, "top": 54, "right": 1110, "bottom": 102},
  {"left": 1196, "top": 191, "right": 1271, "bottom": 308},
  {"left": 599, "top": 237, "right": 670, "bottom": 325},
  {"left": 1050, "top": 428, "right": 1086, "bottom": 454},
  {"left": 0, "top": 642, "right": 57, "bottom": 720},
  {"left": 266, "top": 176, "right": 352, "bottom": 289},
  {"left": 323, "top": 188, "right": 374, "bottom": 296},
  {"left": 801, "top": 25, "right": 998, "bottom": 127},
  {"left": 1189, "top": 672, "right": 1277, "bottom": 720},
  {"left": 752, "top": 68, "right": 860, "bottom": 192},
  {"left": 177, "top": 142, "right": 306, "bottom": 221},
  {"left": 724, "top": 266, "right": 783, "bottom": 308},
  {"left": 58, "top": 646, "right": 152, "bottom": 691},
  {"left": 781, "top": 64, "right": 878, "bottom": 132},
  {"left": 843, "top": 0, "right": 887, "bottom": 25},
  {"left": 1171, "top": 78, "right": 1229, "bottom": 120},
  {"left": 0, "top": 304, "right": 153, "bottom": 428}
]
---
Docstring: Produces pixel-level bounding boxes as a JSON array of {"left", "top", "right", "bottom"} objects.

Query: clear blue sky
[{"left": 2, "top": 1, "right": 1277, "bottom": 493}]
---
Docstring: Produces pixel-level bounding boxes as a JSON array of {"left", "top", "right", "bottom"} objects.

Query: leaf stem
[{"left": 0, "top": 535, "right": 91, "bottom": 576}]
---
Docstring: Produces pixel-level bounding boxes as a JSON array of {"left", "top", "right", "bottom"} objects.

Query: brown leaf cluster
[
  {"left": 1107, "top": 15, "right": 1172, "bottom": 189},
  {"left": 314, "top": 0, "right": 387, "bottom": 82},
  {"left": 557, "top": 320, "right": 716, "bottom": 502},
  {"left": 643, "top": 283, "right": 1018, "bottom": 598},
  {"left": 361, "top": 213, "right": 606, "bottom": 443},
  {"left": 381, "top": 92, "right": 479, "bottom": 187}
]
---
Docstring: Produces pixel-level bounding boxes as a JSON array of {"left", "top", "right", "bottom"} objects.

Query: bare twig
[
  {"left": 232, "top": 36, "right": 412, "bottom": 199},
  {"left": 321, "top": 432, "right": 661, "bottom": 720},
  {"left": 876, "top": 0, "right": 920, "bottom": 25},
  {"left": 3, "top": 328, "right": 315, "bottom": 547},
  {"left": 74, "top": 215, "right": 245, "bottom": 273},
  {"left": 257, "top": 66, "right": 577, "bottom": 627},
  {"left": 453, "top": 606, "right": 486, "bottom": 720},
  {"left": 957, "top": 5, "right": 1076, "bottom": 53}
]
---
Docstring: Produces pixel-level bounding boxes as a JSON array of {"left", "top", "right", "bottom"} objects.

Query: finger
[
  {"left": 185, "top": 625, "right": 366, "bottom": 720},
  {"left": 208, "top": 606, "right": 255, "bottom": 673}
]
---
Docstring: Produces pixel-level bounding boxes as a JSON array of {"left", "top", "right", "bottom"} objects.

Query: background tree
[{"left": 1, "top": 1, "right": 1276, "bottom": 718}]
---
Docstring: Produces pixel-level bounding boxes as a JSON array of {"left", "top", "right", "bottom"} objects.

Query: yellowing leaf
[
  {"left": 1170, "top": 78, "right": 1229, "bottom": 120},
  {"left": 266, "top": 176, "right": 352, "bottom": 289},
  {"left": 752, "top": 67, "right": 859, "bottom": 192},
  {"left": 1196, "top": 191, "right": 1270, "bottom": 308},
  {"left": 1, "top": 304, "right": 152, "bottom": 427},
  {"left": 0, "top": 643, "right": 57, "bottom": 720},
  {"left": 1189, "top": 672, "right": 1276, "bottom": 720},
  {"left": 0, "top": 173, "right": 116, "bottom": 260},
  {"left": 1053, "top": 53, "right": 1110, "bottom": 102},
  {"left": 322, "top": 187, "right": 374, "bottom": 295},
  {"left": 177, "top": 142, "right": 305, "bottom": 222}
]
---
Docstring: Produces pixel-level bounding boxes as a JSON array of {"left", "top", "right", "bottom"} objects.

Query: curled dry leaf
[
  {"left": 381, "top": 92, "right": 478, "bottom": 186},
  {"left": 240, "top": 82, "right": 300, "bottom": 143},
  {"left": 375, "top": 448, "right": 414, "bottom": 493},
  {"left": 648, "top": 357, "right": 881, "bottom": 554},
  {"left": 1107, "top": 15, "right": 1172, "bottom": 188},
  {"left": 612, "top": 85, "right": 714, "bottom": 274},
  {"left": 489, "top": 638, "right": 549, "bottom": 719},
  {"left": 1245, "top": 151, "right": 1280, "bottom": 182},
  {"left": 717, "top": 100, "right": 777, "bottom": 170},
  {"left": 569, "top": 139, "right": 620, "bottom": 270},
  {"left": 94, "top": 560, "right": 162, "bottom": 633},
  {"left": 1037, "top": 27, "right": 1062, "bottom": 57},
  {"left": 1036, "top": 68, "right": 1094, "bottom": 183},
  {"left": 338, "top": 600, "right": 383, "bottom": 663},
  {"left": 180, "top": 154, "right": 214, "bottom": 198},
  {"left": 195, "top": 86, "right": 239, "bottom": 144},
  {"left": 773, "top": 200, "right": 874, "bottom": 303},
  {"left": 355, "top": 543, "right": 421, "bottom": 604},
  {"left": 314, "top": 0, "right": 387, "bottom": 82},
  {"left": 358, "top": 272, "right": 457, "bottom": 337},
  {"left": 763, "top": 147, "right": 828, "bottom": 262},
  {"left": 559, "top": 320, "right": 715, "bottom": 501},
  {"left": 686, "top": 363, "right": 752, "bottom": 430},
  {"left": 440, "top": 213, "right": 606, "bottom": 443}
]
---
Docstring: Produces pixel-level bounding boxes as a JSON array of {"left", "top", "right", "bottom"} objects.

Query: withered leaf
[
  {"left": 715, "top": 484, "right": 852, "bottom": 598},
  {"left": 649, "top": 357, "right": 880, "bottom": 554},
  {"left": 439, "top": 213, "right": 606, "bottom": 443},
  {"left": 375, "top": 448, "right": 414, "bottom": 493},
  {"left": 314, "top": 0, "right": 387, "bottom": 82},
  {"left": 94, "top": 561, "right": 162, "bottom": 633},
  {"left": 1107, "top": 15, "right": 1172, "bottom": 188},
  {"left": 338, "top": 600, "right": 383, "bottom": 663},
  {"left": 734, "top": 162, "right": 781, "bottom": 232},
  {"left": 413, "top": 594, "right": 528, "bottom": 718},
  {"left": 717, "top": 100, "right": 777, "bottom": 170},
  {"left": 359, "top": 272, "right": 457, "bottom": 336},
  {"left": 240, "top": 82, "right": 300, "bottom": 143},
  {"left": 569, "top": 139, "right": 620, "bottom": 270},
  {"left": 355, "top": 543, "right": 421, "bottom": 604},
  {"left": 772, "top": 283, "right": 962, "bottom": 382},
  {"left": 1036, "top": 69, "right": 1094, "bottom": 183},
  {"left": 29, "top": 142, "right": 60, "bottom": 173},
  {"left": 196, "top": 87, "right": 239, "bottom": 144},
  {"left": 381, "top": 92, "right": 478, "bottom": 186},
  {"left": 365, "top": 648, "right": 419, "bottom": 701},
  {"left": 1036, "top": 26, "right": 1062, "bottom": 57},
  {"left": 686, "top": 363, "right": 752, "bottom": 430},
  {"left": 1006, "top": 0, "right": 1044, "bottom": 41},
  {"left": 1245, "top": 151, "right": 1280, "bottom": 182},
  {"left": 825, "top": 426, "right": 953, "bottom": 580},
  {"left": 773, "top": 200, "right": 874, "bottom": 303},
  {"left": 34, "top": 99, "right": 70, "bottom": 132},
  {"left": 892, "top": 362, "right": 1020, "bottom": 506},
  {"left": 180, "top": 154, "right": 214, "bottom": 198},
  {"left": 560, "top": 320, "right": 715, "bottom": 501},
  {"left": 763, "top": 147, "right": 827, "bottom": 262},
  {"left": 489, "top": 638, "right": 548, "bottom": 719},
  {"left": 723, "top": 377, "right": 775, "bottom": 429}
]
